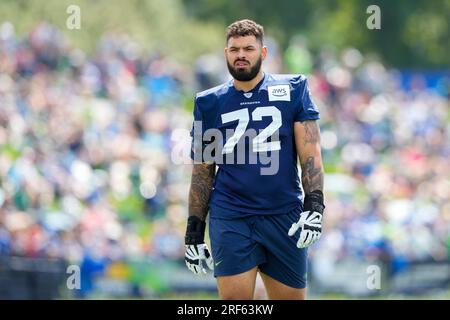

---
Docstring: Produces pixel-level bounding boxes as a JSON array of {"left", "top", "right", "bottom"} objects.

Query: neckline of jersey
[{"left": 229, "top": 72, "right": 267, "bottom": 94}]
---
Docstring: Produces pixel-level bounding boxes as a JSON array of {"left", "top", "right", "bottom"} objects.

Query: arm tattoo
[
  {"left": 301, "top": 156, "right": 323, "bottom": 194},
  {"left": 301, "top": 120, "right": 320, "bottom": 146},
  {"left": 298, "top": 121, "right": 324, "bottom": 194},
  {"left": 188, "top": 163, "right": 215, "bottom": 221}
]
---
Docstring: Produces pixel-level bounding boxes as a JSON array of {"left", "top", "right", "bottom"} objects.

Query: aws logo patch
[{"left": 268, "top": 84, "right": 290, "bottom": 101}]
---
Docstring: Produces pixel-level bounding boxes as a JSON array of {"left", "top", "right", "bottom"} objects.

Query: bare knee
[
  {"left": 218, "top": 281, "right": 255, "bottom": 300},
  {"left": 294, "top": 290, "right": 306, "bottom": 300},
  {"left": 217, "top": 267, "right": 258, "bottom": 300},
  {"left": 219, "top": 290, "right": 254, "bottom": 300}
]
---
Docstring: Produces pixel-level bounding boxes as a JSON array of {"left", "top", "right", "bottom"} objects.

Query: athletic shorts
[{"left": 208, "top": 205, "right": 308, "bottom": 289}]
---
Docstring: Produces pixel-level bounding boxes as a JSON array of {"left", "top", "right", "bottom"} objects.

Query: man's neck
[{"left": 233, "top": 70, "right": 264, "bottom": 92}]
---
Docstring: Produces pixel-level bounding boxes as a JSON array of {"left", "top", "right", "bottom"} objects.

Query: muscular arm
[
  {"left": 294, "top": 120, "right": 324, "bottom": 194},
  {"left": 188, "top": 163, "right": 216, "bottom": 221}
]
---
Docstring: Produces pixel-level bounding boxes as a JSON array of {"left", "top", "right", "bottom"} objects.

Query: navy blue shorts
[{"left": 209, "top": 205, "right": 308, "bottom": 289}]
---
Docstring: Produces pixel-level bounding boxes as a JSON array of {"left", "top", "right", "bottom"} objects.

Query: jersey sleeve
[
  {"left": 294, "top": 77, "right": 320, "bottom": 122},
  {"left": 190, "top": 95, "right": 215, "bottom": 163},
  {"left": 190, "top": 95, "right": 203, "bottom": 162}
]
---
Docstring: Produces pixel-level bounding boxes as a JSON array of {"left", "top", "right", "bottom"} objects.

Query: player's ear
[{"left": 261, "top": 46, "right": 268, "bottom": 61}]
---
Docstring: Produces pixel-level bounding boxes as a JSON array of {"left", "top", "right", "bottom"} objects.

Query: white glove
[
  {"left": 288, "top": 210, "right": 323, "bottom": 248},
  {"left": 185, "top": 243, "right": 214, "bottom": 275}
]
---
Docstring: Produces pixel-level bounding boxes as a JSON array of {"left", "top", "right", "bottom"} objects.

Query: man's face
[{"left": 225, "top": 35, "right": 267, "bottom": 82}]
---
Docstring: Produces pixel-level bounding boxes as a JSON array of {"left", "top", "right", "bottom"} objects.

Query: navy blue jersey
[{"left": 190, "top": 73, "right": 320, "bottom": 217}]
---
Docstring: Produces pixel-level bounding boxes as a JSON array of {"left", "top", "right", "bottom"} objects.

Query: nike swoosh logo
[{"left": 215, "top": 260, "right": 223, "bottom": 267}]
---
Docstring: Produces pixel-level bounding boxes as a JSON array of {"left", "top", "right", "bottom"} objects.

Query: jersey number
[{"left": 221, "top": 106, "right": 281, "bottom": 154}]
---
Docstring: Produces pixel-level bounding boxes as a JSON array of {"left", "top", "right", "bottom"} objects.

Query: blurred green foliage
[{"left": 182, "top": 0, "right": 450, "bottom": 68}]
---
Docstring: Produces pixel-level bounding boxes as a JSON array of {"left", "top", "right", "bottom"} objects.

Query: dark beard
[{"left": 227, "top": 56, "right": 262, "bottom": 82}]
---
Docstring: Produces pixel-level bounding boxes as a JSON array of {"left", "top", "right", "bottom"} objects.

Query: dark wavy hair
[{"left": 226, "top": 19, "right": 264, "bottom": 45}]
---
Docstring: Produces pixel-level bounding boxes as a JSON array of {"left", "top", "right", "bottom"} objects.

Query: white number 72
[{"left": 221, "top": 106, "right": 282, "bottom": 154}]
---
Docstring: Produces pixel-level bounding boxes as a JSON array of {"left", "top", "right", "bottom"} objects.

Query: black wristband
[
  {"left": 303, "top": 190, "right": 325, "bottom": 214},
  {"left": 185, "top": 216, "right": 206, "bottom": 245}
]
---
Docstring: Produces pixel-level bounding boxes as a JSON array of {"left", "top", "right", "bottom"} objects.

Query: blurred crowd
[
  {"left": 305, "top": 47, "right": 450, "bottom": 277},
  {"left": 0, "top": 22, "right": 449, "bottom": 296},
  {"left": 0, "top": 22, "right": 192, "bottom": 296}
]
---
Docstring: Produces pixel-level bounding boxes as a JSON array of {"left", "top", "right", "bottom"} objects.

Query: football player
[{"left": 185, "top": 19, "right": 325, "bottom": 300}]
